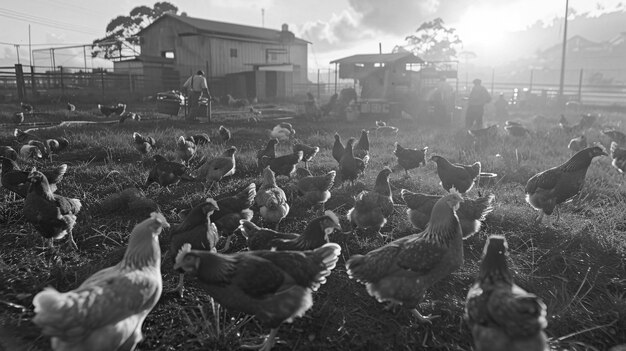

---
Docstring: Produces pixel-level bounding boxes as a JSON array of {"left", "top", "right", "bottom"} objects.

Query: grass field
[{"left": 1, "top": 103, "right": 625, "bottom": 351}]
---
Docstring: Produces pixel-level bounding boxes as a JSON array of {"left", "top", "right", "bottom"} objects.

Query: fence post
[
  {"left": 334, "top": 63, "right": 338, "bottom": 94},
  {"left": 529, "top": 69, "right": 534, "bottom": 93},
  {"left": 317, "top": 69, "right": 320, "bottom": 100},
  {"left": 59, "top": 66, "right": 65, "bottom": 97},
  {"left": 577, "top": 68, "right": 583, "bottom": 102},
  {"left": 15, "top": 64, "right": 25, "bottom": 101},
  {"left": 100, "top": 70, "right": 105, "bottom": 99},
  {"left": 30, "top": 65, "right": 36, "bottom": 97}
]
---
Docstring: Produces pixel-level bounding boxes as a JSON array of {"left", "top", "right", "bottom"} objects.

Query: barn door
[{"left": 266, "top": 71, "right": 277, "bottom": 98}]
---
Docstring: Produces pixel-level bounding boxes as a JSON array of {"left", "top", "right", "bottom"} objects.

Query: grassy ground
[{"left": 0, "top": 103, "right": 625, "bottom": 351}]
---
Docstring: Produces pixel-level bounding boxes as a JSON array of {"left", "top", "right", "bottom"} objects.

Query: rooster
[
  {"left": 98, "top": 103, "right": 126, "bottom": 117},
  {"left": 176, "top": 135, "right": 196, "bottom": 164},
  {"left": 293, "top": 143, "right": 319, "bottom": 169},
  {"left": 401, "top": 189, "right": 494, "bottom": 238},
  {"left": 610, "top": 142, "right": 626, "bottom": 174},
  {"left": 261, "top": 151, "right": 303, "bottom": 178},
  {"left": 133, "top": 132, "right": 156, "bottom": 155},
  {"left": 431, "top": 155, "right": 481, "bottom": 193},
  {"left": 255, "top": 166, "right": 290, "bottom": 229},
  {"left": 394, "top": 143, "right": 428, "bottom": 177},
  {"left": 293, "top": 168, "right": 335, "bottom": 212},
  {"left": 346, "top": 192, "right": 464, "bottom": 323},
  {"left": 218, "top": 125, "right": 231, "bottom": 144},
  {"left": 347, "top": 167, "right": 393, "bottom": 236},
  {"left": 33, "top": 212, "right": 168, "bottom": 351},
  {"left": 525, "top": 146, "right": 606, "bottom": 226},
  {"left": 465, "top": 235, "right": 548, "bottom": 351}
]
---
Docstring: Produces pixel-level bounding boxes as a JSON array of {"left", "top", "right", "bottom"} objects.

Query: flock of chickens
[{"left": 2, "top": 106, "right": 625, "bottom": 351}]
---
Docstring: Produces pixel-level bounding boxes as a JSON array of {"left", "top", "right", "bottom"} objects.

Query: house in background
[{"left": 114, "top": 13, "right": 309, "bottom": 99}]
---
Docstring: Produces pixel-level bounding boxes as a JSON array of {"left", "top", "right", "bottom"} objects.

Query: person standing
[
  {"left": 465, "top": 78, "right": 491, "bottom": 129},
  {"left": 183, "top": 70, "right": 210, "bottom": 121}
]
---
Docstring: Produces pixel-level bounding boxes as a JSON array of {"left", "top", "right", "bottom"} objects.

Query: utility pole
[
  {"left": 14, "top": 45, "right": 20, "bottom": 64},
  {"left": 558, "top": 0, "right": 569, "bottom": 105},
  {"left": 261, "top": 8, "right": 265, "bottom": 28},
  {"left": 28, "top": 25, "right": 32, "bottom": 66}
]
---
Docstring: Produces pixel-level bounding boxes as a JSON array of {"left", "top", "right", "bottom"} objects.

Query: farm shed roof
[{"left": 330, "top": 52, "right": 423, "bottom": 65}]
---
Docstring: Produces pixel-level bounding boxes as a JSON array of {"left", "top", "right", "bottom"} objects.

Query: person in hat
[
  {"left": 183, "top": 70, "right": 210, "bottom": 121},
  {"left": 466, "top": 78, "right": 491, "bottom": 129}
]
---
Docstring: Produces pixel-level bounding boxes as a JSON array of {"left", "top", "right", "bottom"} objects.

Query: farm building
[{"left": 114, "top": 13, "right": 309, "bottom": 99}]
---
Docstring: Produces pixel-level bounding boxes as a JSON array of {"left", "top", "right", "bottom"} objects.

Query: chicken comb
[
  {"left": 149, "top": 212, "right": 169, "bottom": 228},
  {"left": 324, "top": 210, "right": 340, "bottom": 225},
  {"left": 175, "top": 243, "right": 192, "bottom": 265}
]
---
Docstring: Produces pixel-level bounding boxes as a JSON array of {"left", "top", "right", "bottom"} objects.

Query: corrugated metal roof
[
  {"left": 330, "top": 52, "right": 423, "bottom": 64},
  {"left": 140, "top": 13, "right": 309, "bottom": 45}
]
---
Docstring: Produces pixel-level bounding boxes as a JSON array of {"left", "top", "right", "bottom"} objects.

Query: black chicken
[{"left": 394, "top": 143, "right": 428, "bottom": 177}]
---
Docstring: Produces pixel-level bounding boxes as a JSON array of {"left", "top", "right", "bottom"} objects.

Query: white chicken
[{"left": 270, "top": 122, "right": 295, "bottom": 141}]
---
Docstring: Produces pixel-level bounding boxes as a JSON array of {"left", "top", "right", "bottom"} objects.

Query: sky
[{"left": 0, "top": 0, "right": 624, "bottom": 71}]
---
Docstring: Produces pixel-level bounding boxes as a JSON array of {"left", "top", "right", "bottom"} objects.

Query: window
[
  {"left": 230, "top": 48, "right": 238, "bottom": 58},
  {"left": 374, "top": 62, "right": 385, "bottom": 67},
  {"left": 162, "top": 50, "right": 175, "bottom": 59}
]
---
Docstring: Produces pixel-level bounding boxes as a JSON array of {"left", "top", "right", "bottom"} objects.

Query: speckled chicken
[
  {"left": 465, "top": 235, "right": 548, "bottom": 351},
  {"left": 1, "top": 157, "right": 67, "bottom": 198},
  {"left": 339, "top": 138, "right": 368, "bottom": 186},
  {"left": 197, "top": 147, "right": 237, "bottom": 189},
  {"left": 525, "top": 145, "right": 606, "bottom": 226},
  {"left": 145, "top": 155, "right": 195, "bottom": 188},
  {"left": 218, "top": 125, "right": 231, "bottom": 143},
  {"left": 394, "top": 143, "right": 428, "bottom": 177},
  {"left": 176, "top": 135, "right": 196, "bottom": 164},
  {"left": 261, "top": 151, "right": 303, "bottom": 177},
  {"left": 347, "top": 167, "right": 393, "bottom": 236},
  {"left": 610, "top": 142, "right": 626, "bottom": 174},
  {"left": 257, "top": 138, "right": 278, "bottom": 172},
  {"left": 24, "top": 170, "right": 82, "bottom": 249},
  {"left": 293, "top": 143, "right": 319, "bottom": 169},
  {"left": 567, "top": 135, "right": 587, "bottom": 154},
  {"left": 346, "top": 192, "right": 464, "bottom": 322},
  {"left": 293, "top": 168, "right": 335, "bottom": 212},
  {"left": 169, "top": 198, "right": 220, "bottom": 296},
  {"left": 133, "top": 132, "right": 156, "bottom": 155},
  {"left": 603, "top": 129, "right": 626, "bottom": 146},
  {"left": 32, "top": 212, "right": 168, "bottom": 351},
  {"left": 401, "top": 189, "right": 494, "bottom": 238},
  {"left": 353, "top": 129, "right": 370, "bottom": 160},
  {"left": 332, "top": 133, "right": 345, "bottom": 164},
  {"left": 174, "top": 242, "right": 341, "bottom": 351},
  {"left": 256, "top": 166, "right": 290, "bottom": 229},
  {"left": 240, "top": 210, "right": 340, "bottom": 251},
  {"left": 211, "top": 183, "right": 256, "bottom": 251},
  {"left": 431, "top": 155, "right": 481, "bottom": 193}
]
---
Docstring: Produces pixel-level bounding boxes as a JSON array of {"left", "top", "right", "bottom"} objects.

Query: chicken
[
  {"left": 188, "top": 133, "right": 210, "bottom": 145},
  {"left": 29, "top": 140, "right": 51, "bottom": 160},
  {"left": 376, "top": 120, "right": 387, "bottom": 127},
  {"left": 119, "top": 112, "right": 140, "bottom": 123},
  {"left": 332, "top": 133, "right": 345, "bottom": 164},
  {"left": 14, "top": 128, "right": 39, "bottom": 143},
  {"left": 240, "top": 210, "right": 340, "bottom": 251},
  {"left": 401, "top": 189, "right": 494, "bottom": 238},
  {"left": 66, "top": 102, "right": 75, "bottom": 112},
  {"left": 339, "top": 138, "right": 368, "bottom": 186},
  {"left": 602, "top": 129, "right": 626, "bottom": 146},
  {"left": 176, "top": 135, "right": 196, "bottom": 164},
  {"left": 347, "top": 167, "right": 394, "bottom": 236},
  {"left": 431, "top": 155, "right": 481, "bottom": 194},
  {"left": 197, "top": 147, "right": 237, "bottom": 190},
  {"left": 293, "top": 168, "right": 335, "bottom": 212},
  {"left": 32, "top": 212, "right": 168, "bottom": 351},
  {"left": 525, "top": 145, "right": 607, "bottom": 226},
  {"left": 0, "top": 146, "right": 18, "bottom": 161},
  {"left": 20, "top": 144, "right": 42, "bottom": 161},
  {"left": 465, "top": 235, "right": 548, "bottom": 351},
  {"left": 270, "top": 122, "right": 295, "bottom": 141},
  {"left": 1, "top": 157, "right": 67, "bottom": 198},
  {"left": 98, "top": 103, "right": 126, "bottom": 117},
  {"left": 145, "top": 155, "right": 195, "bottom": 188},
  {"left": 293, "top": 143, "right": 319, "bottom": 169},
  {"left": 257, "top": 138, "right": 278, "bottom": 172},
  {"left": 132, "top": 132, "right": 156, "bottom": 155},
  {"left": 174, "top": 242, "right": 341, "bottom": 351},
  {"left": 169, "top": 199, "right": 219, "bottom": 296},
  {"left": 353, "top": 129, "right": 370, "bottom": 160},
  {"left": 250, "top": 107, "right": 263, "bottom": 119},
  {"left": 504, "top": 121, "right": 530, "bottom": 137},
  {"left": 468, "top": 124, "right": 498, "bottom": 138},
  {"left": 21, "top": 102, "right": 33, "bottom": 113},
  {"left": 218, "top": 125, "right": 231, "bottom": 143},
  {"left": 394, "top": 143, "right": 428, "bottom": 177},
  {"left": 346, "top": 192, "right": 464, "bottom": 322},
  {"left": 610, "top": 142, "right": 626, "bottom": 174},
  {"left": 567, "top": 135, "right": 587, "bottom": 154},
  {"left": 375, "top": 125, "right": 399, "bottom": 137},
  {"left": 23, "top": 170, "right": 82, "bottom": 249},
  {"left": 261, "top": 151, "right": 303, "bottom": 178},
  {"left": 14, "top": 112, "right": 24, "bottom": 125},
  {"left": 321, "top": 93, "right": 338, "bottom": 116},
  {"left": 49, "top": 137, "right": 70, "bottom": 153},
  {"left": 255, "top": 166, "right": 290, "bottom": 229},
  {"left": 210, "top": 183, "right": 256, "bottom": 251}
]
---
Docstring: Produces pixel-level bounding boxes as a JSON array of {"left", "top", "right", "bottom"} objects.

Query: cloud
[
  {"left": 347, "top": 0, "right": 440, "bottom": 35},
  {"left": 296, "top": 11, "right": 374, "bottom": 52}
]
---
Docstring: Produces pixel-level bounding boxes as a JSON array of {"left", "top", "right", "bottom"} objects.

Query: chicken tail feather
[{"left": 310, "top": 243, "right": 341, "bottom": 291}]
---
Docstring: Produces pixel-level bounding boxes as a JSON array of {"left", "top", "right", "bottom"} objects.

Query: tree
[
  {"left": 395, "top": 18, "right": 462, "bottom": 62},
  {"left": 92, "top": 2, "right": 178, "bottom": 60}
]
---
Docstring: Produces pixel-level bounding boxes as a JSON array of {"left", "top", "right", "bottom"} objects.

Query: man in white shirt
[{"left": 182, "top": 70, "right": 210, "bottom": 121}]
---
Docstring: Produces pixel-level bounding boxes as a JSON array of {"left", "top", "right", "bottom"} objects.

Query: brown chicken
[
  {"left": 431, "top": 155, "right": 481, "bottom": 193},
  {"left": 23, "top": 170, "right": 82, "bottom": 249},
  {"left": 197, "top": 147, "right": 237, "bottom": 190},
  {"left": 169, "top": 198, "right": 220, "bottom": 296},
  {"left": 567, "top": 135, "right": 587, "bottom": 154},
  {"left": 339, "top": 138, "right": 368, "bottom": 186},
  {"left": 394, "top": 143, "right": 428, "bottom": 177},
  {"left": 465, "top": 235, "right": 548, "bottom": 351},
  {"left": 525, "top": 145, "right": 606, "bottom": 226},
  {"left": 332, "top": 132, "right": 345, "bottom": 164},
  {"left": 133, "top": 132, "right": 156, "bottom": 155},
  {"left": 145, "top": 155, "right": 195, "bottom": 188},
  {"left": 261, "top": 151, "right": 303, "bottom": 177},
  {"left": 293, "top": 168, "right": 335, "bottom": 212},
  {"left": 293, "top": 143, "right": 319, "bottom": 169},
  {"left": 257, "top": 138, "right": 278, "bottom": 172},
  {"left": 1, "top": 157, "right": 67, "bottom": 198},
  {"left": 346, "top": 192, "right": 464, "bottom": 322},
  {"left": 240, "top": 210, "right": 340, "bottom": 251},
  {"left": 33, "top": 212, "right": 168, "bottom": 351},
  {"left": 401, "top": 189, "right": 494, "bottom": 238},
  {"left": 256, "top": 166, "right": 290, "bottom": 229},
  {"left": 353, "top": 129, "right": 370, "bottom": 160},
  {"left": 610, "top": 142, "right": 626, "bottom": 173},
  {"left": 174, "top": 242, "right": 341, "bottom": 351},
  {"left": 211, "top": 183, "right": 256, "bottom": 251},
  {"left": 347, "top": 167, "right": 393, "bottom": 236},
  {"left": 603, "top": 129, "right": 626, "bottom": 146},
  {"left": 177, "top": 135, "right": 196, "bottom": 164}
]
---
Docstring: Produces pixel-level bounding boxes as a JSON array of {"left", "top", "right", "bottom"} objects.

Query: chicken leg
[
  {"left": 241, "top": 328, "right": 279, "bottom": 351},
  {"left": 410, "top": 309, "right": 439, "bottom": 324},
  {"left": 67, "top": 231, "right": 78, "bottom": 250}
]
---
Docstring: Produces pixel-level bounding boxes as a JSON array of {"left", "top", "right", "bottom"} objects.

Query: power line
[
  {"left": 0, "top": 9, "right": 101, "bottom": 35},
  {"left": 0, "top": 8, "right": 99, "bottom": 33}
]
